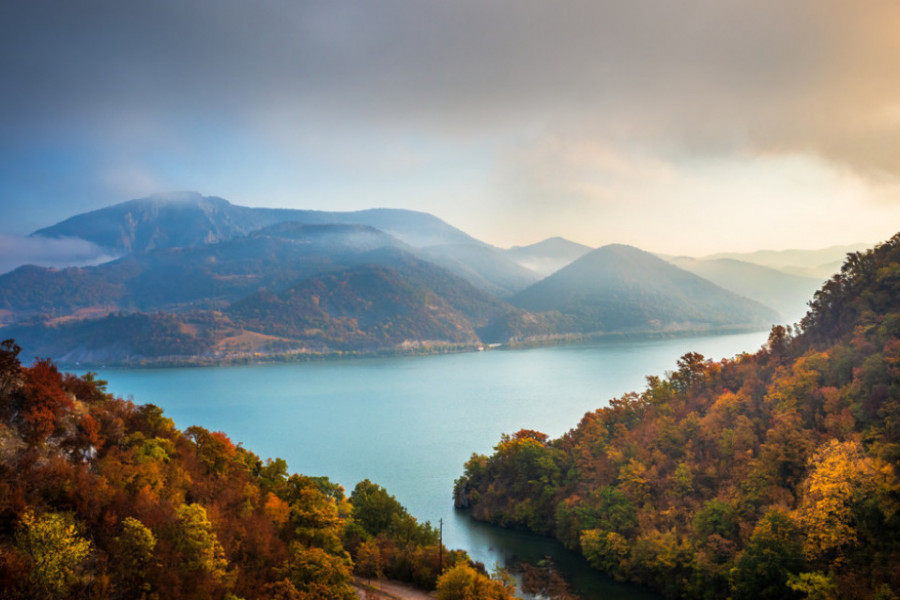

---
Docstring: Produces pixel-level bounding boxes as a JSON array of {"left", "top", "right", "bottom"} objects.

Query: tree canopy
[{"left": 455, "top": 233, "right": 900, "bottom": 599}]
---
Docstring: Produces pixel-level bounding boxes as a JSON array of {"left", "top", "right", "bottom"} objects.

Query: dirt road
[{"left": 353, "top": 577, "right": 438, "bottom": 600}]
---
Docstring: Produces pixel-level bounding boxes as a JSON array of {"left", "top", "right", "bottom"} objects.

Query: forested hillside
[
  {"left": 454, "top": 234, "right": 900, "bottom": 599},
  {"left": 0, "top": 341, "right": 513, "bottom": 599}
]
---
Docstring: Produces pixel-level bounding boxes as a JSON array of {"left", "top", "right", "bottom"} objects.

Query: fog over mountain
[
  {"left": 505, "top": 237, "right": 593, "bottom": 277},
  {"left": 33, "top": 192, "right": 482, "bottom": 254},
  {"left": 704, "top": 244, "right": 870, "bottom": 279},
  {"left": 667, "top": 256, "right": 822, "bottom": 323}
]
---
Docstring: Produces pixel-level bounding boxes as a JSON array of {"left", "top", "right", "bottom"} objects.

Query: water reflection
[{"left": 459, "top": 516, "right": 661, "bottom": 600}]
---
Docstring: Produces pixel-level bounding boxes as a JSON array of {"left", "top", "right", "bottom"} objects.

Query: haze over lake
[{"left": 93, "top": 331, "right": 768, "bottom": 596}]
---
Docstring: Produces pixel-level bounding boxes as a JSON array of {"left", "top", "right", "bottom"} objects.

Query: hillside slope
[
  {"left": 511, "top": 244, "right": 778, "bottom": 335},
  {"left": 0, "top": 342, "right": 512, "bottom": 599},
  {"left": 455, "top": 233, "right": 900, "bottom": 600},
  {"left": 4, "top": 252, "right": 513, "bottom": 365},
  {"left": 0, "top": 222, "right": 410, "bottom": 318},
  {"left": 667, "top": 256, "right": 822, "bottom": 323}
]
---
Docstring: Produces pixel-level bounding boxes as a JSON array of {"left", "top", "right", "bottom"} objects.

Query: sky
[{"left": 1, "top": 0, "right": 899, "bottom": 258}]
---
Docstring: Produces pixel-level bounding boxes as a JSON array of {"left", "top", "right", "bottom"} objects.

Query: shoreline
[{"left": 56, "top": 324, "right": 772, "bottom": 370}]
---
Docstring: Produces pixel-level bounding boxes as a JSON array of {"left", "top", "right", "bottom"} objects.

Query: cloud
[
  {"left": 2, "top": 1, "right": 898, "bottom": 179},
  {"left": 0, "top": 235, "right": 119, "bottom": 275},
  {"left": 1, "top": 1, "right": 899, "bottom": 254}
]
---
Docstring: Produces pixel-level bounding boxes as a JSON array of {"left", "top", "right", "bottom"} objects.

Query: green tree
[
  {"left": 110, "top": 517, "right": 157, "bottom": 599},
  {"left": 350, "top": 479, "right": 407, "bottom": 537},
  {"left": 173, "top": 503, "right": 228, "bottom": 578},
  {"left": 15, "top": 509, "right": 92, "bottom": 599},
  {"left": 786, "top": 571, "right": 838, "bottom": 600},
  {"left": 731, "top": 508, "right": 805, "bottom": 600}
]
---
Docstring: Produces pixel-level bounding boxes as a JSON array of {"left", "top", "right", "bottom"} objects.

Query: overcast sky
[{"left": 1, "top": 0, "right": 899, "bottom": 255}]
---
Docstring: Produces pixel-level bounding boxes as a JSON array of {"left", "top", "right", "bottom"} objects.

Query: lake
[{"left": 93, "top": 330, "right": 769, "bottom": 598}]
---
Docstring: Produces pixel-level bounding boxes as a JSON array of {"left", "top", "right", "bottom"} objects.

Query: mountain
[
  {"left": 505, "top": 237, "right": 593, "bottom": 277},
  {"left": 704, "top": 243, "right": 869, "bottom": 279},
  {"left": 454, "top": 234, "right": 900, "bottom": 600},
  {"left": 510, "top": 244, "right": 779, "bottom": 336},
  {"left": 9, "top": 192, "right": 827, "bottom": 363},
  {"left": 30, "top": 192, "right": 534, "bottom": 296},
  {"left": 667, "top": 256, "right": 822, "bottom": 323},
  {"left": 32, "top": 191, "right": 483, "bottom": 253},
  {"left": 3, "top": 223, "right": 517, "bottom": 364},
  {"left": 32, "top": 192, "right": 267, "bottom": 254},
  {"left": 419, "top": 243, "right": 542, "bottom": 297},
  {"left": 0, "top": 222, "right": 411, "bottom": 318},
  {"left": 227, "top": 263, "right": 480, "bottom": 348},
  {"left": 5, "top": 260, "right": 500, "bottom": 365}
]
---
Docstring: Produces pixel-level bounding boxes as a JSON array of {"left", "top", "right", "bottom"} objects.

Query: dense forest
[
  {"left": 455, "top": 233, "right": 900, "bottom": 599},
  {"left": 0, "top": 340, "right": 514, "bottom": 599}
]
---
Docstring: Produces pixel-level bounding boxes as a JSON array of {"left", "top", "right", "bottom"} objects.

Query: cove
[{"left": 93, "top": 330, "right": 769, "bottom": 598}]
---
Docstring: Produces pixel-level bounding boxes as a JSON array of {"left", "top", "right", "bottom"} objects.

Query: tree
[
  {"left": 20, "top": 358, "right": 73, "bottom": 444},
  {"left": 796, "top": 439, "right": 891, "bottom": 564},
  {"left": 173, "top": 503, "right": 229, "bottom": 578},
  {"left": 435, "top": 562, "right": 515, "bottom": 600},
  {"left": 731, "top": 508, "right": 805, "bottom": 600},
  {"left": 786, "top": 571, "right": 838, "bottom": 600},
  {"left": 110, "top": 516, "right": 157, "bottom": 599},
  {"left": 281, "top": 544, "right": 356, "bottom": 600},
  {"left": 355, "top": 538, "right": 384, "bottom": 580},
  {"left": 0, "top": 338, "right": 21, "bottom": 400},
  {"left": 350, "top": 479, "right": 409, "bottom": 538},
  {"left": 15, "top": 509, "right": 92, "bottom": 599}
]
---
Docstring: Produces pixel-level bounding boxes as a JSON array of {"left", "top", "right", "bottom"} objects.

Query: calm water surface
[{"left": 94, "top": 331, "right": 769, "bottom": 598}]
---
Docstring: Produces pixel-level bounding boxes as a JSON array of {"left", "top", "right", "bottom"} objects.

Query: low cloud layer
[{"left": 0, "top": 235, "right": 119, "bottom": 275}]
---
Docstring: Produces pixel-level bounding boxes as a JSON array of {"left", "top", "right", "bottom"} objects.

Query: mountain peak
[
  {"left": 511, "top": 242, "right": 779, "bottom": 334},
  {"left": 140, "top": 191, "right": 208, "bottom": 204},
  {"left": 505, "top": 237, "right": 593, "bottom": 277}
]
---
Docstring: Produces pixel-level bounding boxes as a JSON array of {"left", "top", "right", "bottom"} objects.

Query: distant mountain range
[
  {"left": 666, "top": 256, "right": 822, "bottom": 323},
  {"left": 0, "top": 192, "right": 835, "bottom": 365},
  {"left": 703, "top": 243, "right": 868, "bottom": 279}
]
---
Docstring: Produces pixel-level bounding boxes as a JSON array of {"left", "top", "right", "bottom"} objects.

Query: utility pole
[{"left": 439, "top": 518, "right": 443, "bottom": 575}]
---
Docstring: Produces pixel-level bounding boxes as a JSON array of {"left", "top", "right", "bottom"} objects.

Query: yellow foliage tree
[
  {"left": 16, "top": 509, "right": 92, "bottom": 598},
  {"left": 796, "top": 439, "right": 891, "bottom": 563},
  {"left": 174, "top": 503, "right": 229, "bottom": 579},
  {"left": 435, "top": 563, "right": 515, "bottom": 600}
]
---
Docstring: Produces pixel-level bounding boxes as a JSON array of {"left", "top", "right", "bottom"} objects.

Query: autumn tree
[
  {"left": 15, "top": 509, "right": 92, "bottom": 599},
  {"left": 796, "top": 439, "right": 893, "bottom": 566},
  {"left": 435, "top": 562, "right": 515, "bottom": 600},
  {"left": 110, "top": 516, "right": 158, "bottom": 599},
  {"left": 731, "top": 508, "right": 805, "bottom": 600}
]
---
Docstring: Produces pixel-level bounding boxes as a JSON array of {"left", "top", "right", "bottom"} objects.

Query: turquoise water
[{"left": 94, "top": 331, "right": 768, "bottom": 598}]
